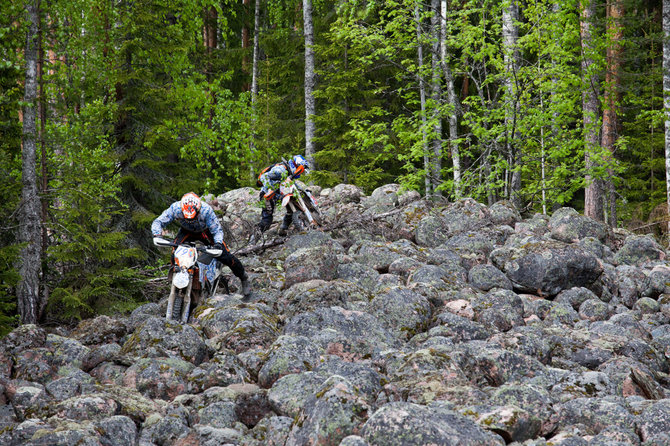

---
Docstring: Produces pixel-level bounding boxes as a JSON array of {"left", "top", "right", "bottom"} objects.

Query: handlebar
[{"left": 152, "top": 237, "right": 223, "bottom": 256}]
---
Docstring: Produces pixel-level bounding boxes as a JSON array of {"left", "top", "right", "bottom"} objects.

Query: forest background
[{"left": 1, "top": 0, "right": 668, "bottom": 333}]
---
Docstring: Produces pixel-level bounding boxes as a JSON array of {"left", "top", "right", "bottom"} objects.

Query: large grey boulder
[
  {"left": 444, "top": 231, "right": 496, "bottom": 269},
  {"left": 440, "top": 198, "right": 492, "bottom": 235},
  {"left": 352, "top": 241, "right": 408, "bottom": 272},
  {"left": 549, "top": 207, "right": 609, "bottom": 243},
  {"left": 614, "top": 234, "right": 666, "bottom": 266},
  {"left": 468, "top": 264, "right": 513, "bottom": 291},
  {"left": 284, "top": 306, "right": 401, "bottom": 359},
  {"left": 491, "top": 240, "right": 603, "bottom": 297},
  {"left": 70, "top": 315, "right": 128, "bottom": 346},
  {"left": 284, "top": 245, "right": 339, "bottom": 289},
  {"left": 257, "top": 335, "right": 324, "bottom": 388},
  {"left": 415, "top": 215, "right": 451, "bottom": 247},
  {"left": 367, "top": 287, "right": 431, "bottom": 339},
  {"left": 472, "top": 289, "right": 525, "bottom": 332},
  {"left": 268, "top": 371, "right": 328, "bottom": 418},
  {"left": 330, "top": 184, "right": 364, "bottom": 203},
  {"left": 278, "top": 279, "right": 359, "bottom": 318},
  {"left": 120, "top": 317, "right": 207, "bottom": 365},
  {"left": 360, "top": 402, "right": 504, "bottom": 446},
  {"left": 432, "top": 311, "right": 492, "bottom": 342},
  {"left": 460, "top": 404, "right": 542, "bottom": 443},
  {"left": 638, "top": 399, "right": 670, "bottom": 443},
  {"left": 489, "top": 201, "right": 521, "bottom": 226},
  {"left": 365, "top": 184, "right": 400, "bottom": 212},
  {"left": 554, "top": 397, "right": 636, "bottom": 435},
  {"left": 286, "top": 375, "right": 371, "bottom": 446},
  {"left": 46, "top": 334, "right": 90, "bottom": 370},
  {"left": 187, "top": 351, "right": 250, "bottom": 393},
  {"left": 96, "top": 415, "right": 138, "bottom": 446},
  {"left": 122, "top": 357, "right": 194, "bottom": 400},
  {"left": 642, "top": 265, "right": 670, "bottom": 298}
]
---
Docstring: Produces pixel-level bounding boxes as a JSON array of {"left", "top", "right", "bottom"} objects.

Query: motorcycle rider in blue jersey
[
  {"left": 257, "top": 155, "right": 310, "bottom": 236},
  {"left": 152, "top": 192, "right": 251, "bottom": 298}
]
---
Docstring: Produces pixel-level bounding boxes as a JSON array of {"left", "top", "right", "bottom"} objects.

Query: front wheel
[
  {"left": 172, "top": 294, "right": 183, "bottom": 321},
  {"left": 292, "top": 210, "right": 308, "bottom": 231}
]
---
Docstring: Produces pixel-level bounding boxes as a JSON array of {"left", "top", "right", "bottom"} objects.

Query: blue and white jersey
[
  {"left": 259, "top": 163, "right": 291, "bottom": 194},
  {"left": 151, "top": 201, "right": 224, "bottom": 243}
]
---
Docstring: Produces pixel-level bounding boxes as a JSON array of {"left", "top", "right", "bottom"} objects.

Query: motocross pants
[
  {"left": 173, "top": 228, "right": 246, "bottom": 280},
  {"left": 257, "top": 193, "right": 293, "bottom": 233}
]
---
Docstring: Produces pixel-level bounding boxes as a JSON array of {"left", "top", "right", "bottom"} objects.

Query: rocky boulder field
[{"left": 2, "top": 183, "right": 670, "bottom": 445}]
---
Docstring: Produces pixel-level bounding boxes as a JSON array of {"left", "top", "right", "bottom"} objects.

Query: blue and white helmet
[{"left": 289, "top": 154, "right": 309, "bottom": 177}]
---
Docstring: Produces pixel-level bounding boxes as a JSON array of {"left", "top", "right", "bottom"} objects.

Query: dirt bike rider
[
  {"left": 152, "top": 192, "right": 251, "bottom": 297},
  {"left": 257, "top": 155, "right": 310, "bottom": 236}
]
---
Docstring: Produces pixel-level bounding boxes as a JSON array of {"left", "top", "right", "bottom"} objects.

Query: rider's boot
[{"left": 240, "top": 273, "right": 252, "bottom": 301}]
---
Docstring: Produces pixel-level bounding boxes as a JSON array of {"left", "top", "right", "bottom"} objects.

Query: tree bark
[
  {"left": 251, "top": 0, "right": 261, "bottom": 101},
  {"left": 602, "top": 0, "right": 623, "bottom": 227},
  {"left": 502, "top": 0, "right": 521, "bottom": 208},
  {"left": 18, "top": 0, "right": 44, "bottom": 324},
  {"left": 441, "top": 0, "right": 461, "bottom": 198},
  {"left": 664, "top": 0, "right": 670, "bottom": 233},
  {"left": 303, "top": 0, "right": 316, "bottom": 166},
  {"left": 429, "top": 0, "right": 442, "bottom": 196},
  {"left": 580, "top": 0, "right": 604, "bottom": 221},
  {"left": 415, "top": 3, "right": 431, "bottom": 197},
  {"left": 250, "top": 0, "right": 261, "bottom": 174},
  {"left": 242, "top": 0, "right": 251, "bottom": 90}
]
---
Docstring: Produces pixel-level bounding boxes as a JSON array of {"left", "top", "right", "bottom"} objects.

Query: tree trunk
[
  {"left": 664, "top": 0, "right": 670, "bottom": 234},
  {"left": 242, "top": 0, "right": 251, "bottom": 90},
  {"left": 303, "top": 0, "right": 315, "bottom": 165},
  {"left": 429, "top": 0, "right": 442, "bottom": 196},
  {"left": 18, "top": 0, "right": 44, "bottom": 324},
  {"left": 38, "top": 0, "right": 48, "bottom": 305},
  {"left": 250, "top": 0, "right": 261, "bottom": 174},
  {"left": 251, "top": 0, "right": 261, "bottom": 101},
  {"left": 441, "top": 0, "right": 461, "bottom": 198},
  {"left": 502, "top": 0, "right": 521, "bottom": 208},
  {"left": 602, "top": 0, "right": 623, "bottom": 227},
  {"left": 580, "top": 0, "right": 604, "bottom": 221},
  {"left": 415, "top": 3, "right": 431, "bottom": 197}
]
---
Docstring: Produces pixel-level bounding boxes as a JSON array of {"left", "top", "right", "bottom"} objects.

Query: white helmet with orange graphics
[{"left": 180, "top": 192, "right": 201, "bottom": 220}]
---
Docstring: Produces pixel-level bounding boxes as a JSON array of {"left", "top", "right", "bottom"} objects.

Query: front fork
[
  {"left": 166, "top": 272, "right": 194, "bottom": 323},
  {"left": 181, "top": 279, "right": 193, "bottom": 324}
]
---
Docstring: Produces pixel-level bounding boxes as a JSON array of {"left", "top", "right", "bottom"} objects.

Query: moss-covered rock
[{"left": 361, "top": 402, "right": 504, "bottom": 446}]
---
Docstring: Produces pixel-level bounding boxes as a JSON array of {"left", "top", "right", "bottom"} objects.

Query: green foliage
[
  {"left": 44, "top": 101, "right": 146, "bottom": 323},
  {"left": 0, "top": 0, "right": 24, "bottom": 334}
]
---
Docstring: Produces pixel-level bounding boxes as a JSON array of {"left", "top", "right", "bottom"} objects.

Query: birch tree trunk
[
  {"left": 429, "top": 0, "right": 442, "bottom": 196},
  {"left": 663, "top": 0, "right": 670, "bottom": 233},
  {"left": 502, "top": 0, "right": 521, "bottom": 208},
  {"left": 580, "top": 0, "right": 604, "bottom": 221},
  {"left": 17, "top": 0, "right": 44, "bottom": 324},
  {"left": 415, "top": 2, "right": 431, "bottom": 197},
  {"left": 602, "top": 0, "right": 623, "bottom": 227},
  {"left": 441, "top": 0, "right": 461, "bottom": 198},
  {"left": 303, "top": 0, "right": 315, "bottom": 166}
]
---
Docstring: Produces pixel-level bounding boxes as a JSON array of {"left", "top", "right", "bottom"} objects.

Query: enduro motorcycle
[
  {"left": 153, "top": 237, "right": 228, "bottom": 323},
  {"left": 278, "top": 177, "right": 322, "bottom": 231}
]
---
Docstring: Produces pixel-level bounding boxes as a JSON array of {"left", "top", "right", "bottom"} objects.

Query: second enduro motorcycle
[
  {"left": 153, "top": 237, "right": 228, "bottom": 323},
  {"left": 278, "top": 176, "right": 322, "bottom": 231}
]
